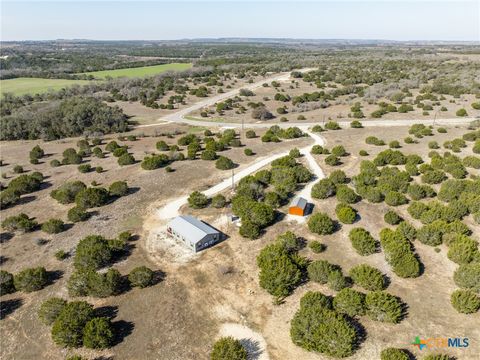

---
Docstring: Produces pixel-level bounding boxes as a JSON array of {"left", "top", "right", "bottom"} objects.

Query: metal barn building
[
  {"left": 289, "top": 196, "right": 308, "bottom": 216},
  {"left": 167, "top": 215, "right": 221, "bottom": 252}
]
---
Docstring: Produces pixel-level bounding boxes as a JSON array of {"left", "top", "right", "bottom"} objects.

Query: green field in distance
[
  {"left": 80, "top": 63, "right": 192, "bottom": 79},
  {"left": 1, "top": 63, "right": 192, "bottom": 96}
]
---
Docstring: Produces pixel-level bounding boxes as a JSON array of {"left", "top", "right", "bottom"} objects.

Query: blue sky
[{"left": 1, "top": 1, "right": 479, "bottom": 41}]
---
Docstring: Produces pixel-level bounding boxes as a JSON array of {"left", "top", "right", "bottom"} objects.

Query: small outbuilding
[
  {"left": 289, "top": 196, "right": 308, "bottom": 216},
  {"left": 167, "top": 215, "right": 221, "bottom": 252}
]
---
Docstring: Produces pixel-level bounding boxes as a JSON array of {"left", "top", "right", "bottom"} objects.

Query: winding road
[{"left": 149, "top": 70, "right": 475, "bottom": 220}]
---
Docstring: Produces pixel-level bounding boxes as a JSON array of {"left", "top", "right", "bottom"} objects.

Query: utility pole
[
  {"left": 433, "top": 110, "right": 438, "bottom": 128},
  {"left": 241, "top": 118, "right": 245, "bottom": 140},
  {"left": 231, "top": 168, "right": 235, "bottom": 191}
]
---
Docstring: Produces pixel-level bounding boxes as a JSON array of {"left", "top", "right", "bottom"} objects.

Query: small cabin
[
  {"left": 167, "top": 215, "right": 221, "bottom": 252},
  {"left": 289, "top": 196, "right": 308, "bottom": 216}
]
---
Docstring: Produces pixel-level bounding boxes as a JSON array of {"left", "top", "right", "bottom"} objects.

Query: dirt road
[{"left": 157, "top": 128, "right": 325, "bottom": 221}]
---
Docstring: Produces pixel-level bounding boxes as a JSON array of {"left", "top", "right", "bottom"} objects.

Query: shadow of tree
[
  {"left": 0, "top": 232, "right": 14, "bottom": 244},
  {"left": 239, "top": 338, "right": 263, "bottom": 360},
  {"left": 46, "top": 270, "right": 64, "bottom": 287},
  {"left": 95, "top": 305, "right": 119, "bottom": 319},
  {"left": 0, "top": 299, "right": 23, "bottom": 320},
  {"left": 111, "top": 320, "right": 134, "bottom": 346}
]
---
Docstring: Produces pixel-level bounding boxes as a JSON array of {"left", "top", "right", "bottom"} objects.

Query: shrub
[
  {"left": 244, "top": 148, "right": 254, "bottom": 156},
  {"left": 211, "top": 194, "right": 226, "bottom": 208},
  {"left": 336, "top": 203, "right": 357, "bottom": 224},
  {"left": 336, "top": 185, "right": 358, "bottom": 204},
  {"left": 62, "top": 148, "right": 82, "bottom": 165},
  {"left": 311, "top": 145, "right": 329, "bottom": 155},
  {"left": 51, "top": 301, "right": 94, "bottom": 348},
  {"left": 201, "top": 149, "right": 217, "bottom": 160},
  {"left": 456, "top": 108, "right": 468, "bottom": 117},
  {"left": 216, "top": 156, "right": 235, "bottom": 170},
  {"left": 92, "top": 147, "right": 104, "bottom": 158},
  {"left": 251, "top": 106, "right": 274, "bottom": 120},
  {"left": 384, "top": 210, "right": 402, "bottom": 225},
  {"left": 350, "top": 120, "right": 363, "bottom": 128},
  {"left": 14, "top": 267, "right": 48, "bottom": 292},
  {"left": 117, "top": 153, "right": 135, "bottom": 166},
  {"left": 0, "top": 189, "right": 20, "bottom": 208},
  {"left": 256, "top": 241, "right": 303, "bottom": 298},
  {"left": 447, "top": 236, "right": 478, "bottom": 264},
  {"left": 41, "top": 219, "right": 65, "bottom": 234},
  {"left": 112, "top": 147, "right": 128, "bottom": 158},
  {"left": 311, "top": 179, "right": 336, "bottom": 199},
  {"left": 211, "top": 336, "right": 247, "bottom": 360},
  {"left": 29, "top": 145, "right": 45, "bottom": 161},
  {"left": 289, "top": 147, "right": 301, "bottom": 158},
  {"left": 77, "top": 164, "right": 91, "bottom": 173},
  {"left": 349, "top": 228, "right": 377, "bottom": 256},
  {"left": 290, "top": 305, "right": 357, "bottom": 357},
  {"left": 328, "top": 270, "right": 348, "bottom": 291},
  {"left": 74, "top": 235, "right": 113, "bottom": 270},
  {"left": 68, "top": 268, "right": 121, "bottom": 298},
  {"left": 359, "top": 150, "right": 368, "bottom": 156},
  {"left": 385, "top": 191, "right": 408, "bottom": 206},
  {"left": 331, "top": 145, "right": 347, "bottom": 157},
  {"left": 417, "top": 223, "right": 444, "bottom": 246},
  {"left": 188, "top": 191, "right": 209, "bottom": 209},
  {"left": 83, "top": 317, "right": 114, "bottom": 349},
  {"left": 156, "top": 140, "right": 170, "bottom": 151},
  {"left": 0, "top": 270, "right": 15, "bottom": 295},
  {"left": 308, "top": 213, "right": 335, "bottom": 235},
  {"left": 141, "top": 154, "right": 169, "bottom": 169},
  {"left": 365, "top": 291, "right": 403, "bottom": 323},
  {"left": 325, "top": 121, "right": 341, "bottom": 130},
  {"left": 407, "top": 183, "right": 435, "bottom": 200},
  {"left": 422, "top": 170, "right": 446, "bottom": 184},
  {"left": 8, "top": 173, "right": 42, "bottom": 194},
  {"left": 333, "top": 288, "right": 366, "bottom": 317},
  {"left": 1, "top": 213, "right": 37, "bottom": 232},
  {"left": 75, "top": 187, "right": 109, "bottom": 208},
  {"left": 453, "top": 263, "right": 480, "bottom": 291},
  {"left": 51, "top": 181, "right": 87, "bottom": 204},
  {"left": 380, "top": 348, "right": 410, "bottom": 360},
  {"left": 396, "top": 221, "right": 417, "bottom": 241},
  {"left": 300, "top": 291, "right": 332, "bottom": 310},
  {"left": 108, "top": 181, "right": 128, "bottom": 197},
  {"left": 245, "top": 130, "right": 256, "bottom": 138},
  {"left": 55, "top": 250, "right": 69, "bottom": 260},
  {"left": 239, "top": 220, "right": 261, "bottom": 239},
  {"left": 308, "top": 260, "right": 336, "bottom": 284},
  {"left": 264, "top": 191, "right": 281, "bottom": 208},
  {"left": 349, "top": 264, "right": 386, "bottom": 291},
  {"left": 38, "top": 297, "right": 67, "bottom": 325},
  {"left": 379, "top": 228, "right": 420, "bottom": 278},
  {"left": 329, "top": 170, "right": 348, "bottom": 185},
  {"left": 68, "top": 206, "right": 90, "bottom": 223},
  {"left": 366, "top": 136, "right": 385, "bottom": 146},
  {"left": 325, "top": 154, "right": 340, "bottom": 166},
  {"left": 13, "top": 165, "right": 24, "bottom": 173},
  {"left": 309, "top": 241, "right": 325, "bottom": 253},
  {"left": 128, "top": 266, "right": 155, "bottom": 288},
  {"left": 450, "top": 289, "right": 480, "bottom": 314}
]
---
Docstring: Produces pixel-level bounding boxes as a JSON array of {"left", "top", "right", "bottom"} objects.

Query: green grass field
[
  {"left": 1, "top": 63, "right": 192, "bottom": 96},
  {"left": 0, "top": 78, "right": 92, "bottom": 96},
  {"left": 82, "top": 63, "right": 192, "bottom": 79}
]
